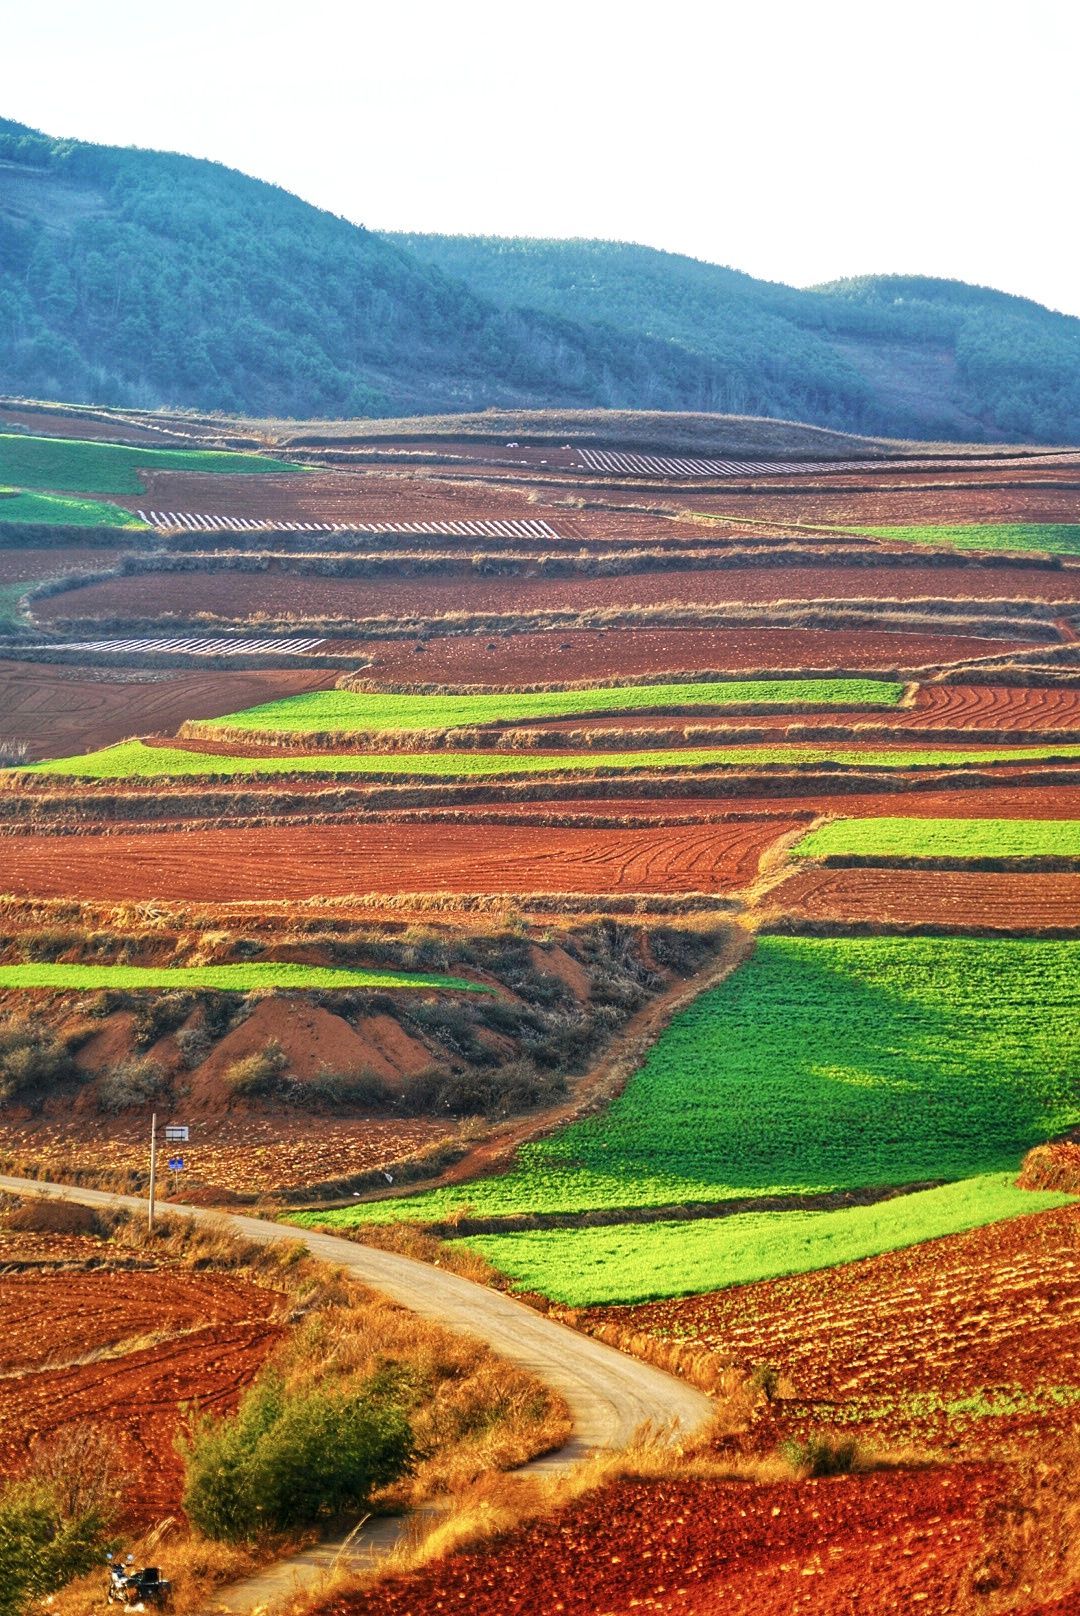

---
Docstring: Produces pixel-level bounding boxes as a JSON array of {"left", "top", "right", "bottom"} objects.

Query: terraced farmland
[
  {"left": 794, "top": 816, "right": 1080, "bottom": 860},
  {"left": 301, "top": 937, "right": 1080, "bottom": 1229}
]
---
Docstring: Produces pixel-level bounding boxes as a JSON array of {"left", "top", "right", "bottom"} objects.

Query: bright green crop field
[
  {"left": 204, "top": 678, "right": 904, "bottom": 735},
  {"left": 295, "top": 937, "right": 1080, "bottom": 1229},
  {"left": 850, "top": 523, "right": 1080, "bottom": 556},
  {"left": 0, "top": 488, "right": 149, "bottom": 528},
  {"left": 0, "top": 434, "right": 299, "bottom": 495},
  {"left": 795, "top": 817, "right": 1080, "bottom": 860},
  {"left": 0, "top": 962, "right": 484, "bottom": 992},
  {"left": 23, "top": 739, "right": 1080, "bottom": 780},
  {"left": 460, "top": 1176, "right": 1073, "bottom": 1306}
]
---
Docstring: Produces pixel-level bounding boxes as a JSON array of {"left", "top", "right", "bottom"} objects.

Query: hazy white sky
[{"left": 4, "top": 0, "right": 1078, "bottom": 314}]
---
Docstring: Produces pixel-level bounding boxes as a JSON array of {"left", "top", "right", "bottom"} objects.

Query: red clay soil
[
  {"left": 587, "top": 1203, "right": 1080, "bottom": 1462},
  {"left": 111, "top": 467, "right": 592, "bottom": 528},
  {"left": 442, "top": 782, "right": 1080, "bottom": 821},
  {"left": 0, "top": 819, "right": 802, "bottom": 902},
  {"left": 0, "top": 544, "right": 127, "bottom": 583},
  {"left": 0, "top": 1264, "right": 282, "bottom": 1527},
  {"left": 356, "top": 627, "right": 1042, "bottom": 684},
  {"left": 0, "top": 408, "right": 207, "bottom": 446},
  {"left": 0, "top": 1113, "right": 448, "bottom": 1197},
  {"left": 33, "top": 563, "right": 1080, "bottom": 623},
  {"left": 317, "top": 1466, "right": 1003, "bottom": 1616},
  {"left": 761, "top": 865, "right": 1080, "bottom": 927},
  {"left": 0, "top": 660, "right": 341, "bottom": 761},
  {"left": 688, "top": 477, "right": 1080, "bottom": 527}
]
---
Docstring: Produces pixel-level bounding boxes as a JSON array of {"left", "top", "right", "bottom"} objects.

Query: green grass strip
[
  {"left": 795, "top": 816, "right": 1080, "bottom": 860},
  {"left": 0, "top": 434, "right": 300, "bottom": 495},
  {"left": 0, "top": 487, "right": 149, "bottom": 528},
  {"left": 457, "top": 1176, "right": 1073, "bottom": 1305},
  {"left": 850, "top": 524, "right": 1080, "bottom": 556},
  {"left": 205, "top": 679, "right": 904, "bottom": 736},
  {"left": 0, "top": 963, "right": 485, "bottom": 992},
  {"left": 299, "top": 938, "right": 1080, "bottom": 1229},
  {"left": 23, "top": 739, "right": 1080, "bottom": 779}
]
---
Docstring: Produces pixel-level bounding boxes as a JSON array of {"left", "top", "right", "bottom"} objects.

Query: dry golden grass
[{"left": 958, "top": 1435, "right": 1080, "bottom": 1612}]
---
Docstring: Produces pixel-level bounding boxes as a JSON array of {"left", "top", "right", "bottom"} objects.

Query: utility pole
[{"left": 148, "top": 1111, "right": 157, "bottom": 1232}]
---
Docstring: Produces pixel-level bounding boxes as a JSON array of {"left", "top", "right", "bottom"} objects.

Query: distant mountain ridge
[{"left": 1, "top": 116, "right": 1078, "bottom": 441}]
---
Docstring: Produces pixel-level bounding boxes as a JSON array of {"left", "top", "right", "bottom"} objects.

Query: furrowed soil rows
[
  {"left": 316, "top": 1468, "right": 1001, "bottom": 1616},
  {"left": 764, "top": 866, "right": 1080, "bottom": 927},
  {"left": 689, "top": 477, "right": 1080, "bottom": 528},
  {"left": 358, "top": 627, "right": 1039, "bottom": 684},
  {"left": 0, "top": 1115, "right": 448, "bottom": 1197},
  {"left": 0, "top": 546, "right": 127, "bottom": 582},
  {"left": 0, "top": 1264, "right": 282, "bottom": 1526},
  {"left": 0, "top": 819, "right": 801, "bottom": 901},
  {"left": 0, "top": 661, "right": 341, "bottom": 760},
  {"left": 33, "top": 562, "right": 1080, "bottom": 621},
  {"left": 589, "top": 1202, "right": 1080, "bottom": 1459}
]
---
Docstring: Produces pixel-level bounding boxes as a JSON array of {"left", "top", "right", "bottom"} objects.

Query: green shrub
[
  {"left": 782, "top": 1433, "right": 864, "bottom": 1477},
  {"left": 0, "top": 1428, "right": 120, "bottom": 1616},
  {"left": 180, "top": 1370, "right": 413, "bottom": 1541}
]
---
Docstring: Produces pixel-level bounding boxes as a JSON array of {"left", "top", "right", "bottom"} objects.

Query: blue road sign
[{"left": 167, "top": 1156, "right": 184, "bottom": 1172}]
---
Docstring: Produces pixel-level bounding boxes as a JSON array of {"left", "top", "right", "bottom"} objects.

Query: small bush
[
  {"left": 782, "top": 1433, "right": 864, "bottom": 1477},
  {"left": 0, "top": 1427, "right": 120, "bottom": 1616},
  {"left": 0, "top": 1025, "right": 77, "bottom": 1106},
  {"left": 221, "top": 1041, "right": 288, "bottom": 1097},
  {"left": 97, "top": 1056, "right": 170, "bottom": 1113},
  {"left": 180, "top": 1369, "right": 413, "bottom": 1541}
]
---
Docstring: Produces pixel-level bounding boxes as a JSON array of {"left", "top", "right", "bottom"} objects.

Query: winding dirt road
[{"left": 0, "top": 1174, "right": 714, "bottom": 1609}]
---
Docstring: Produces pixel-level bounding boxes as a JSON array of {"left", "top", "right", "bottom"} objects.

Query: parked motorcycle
[{"left": 106, "top": 1554, "right": 172, "bottom": 1608}]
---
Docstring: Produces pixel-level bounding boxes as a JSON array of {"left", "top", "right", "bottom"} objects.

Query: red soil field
[
  {"left": 34, "top": 561, "right": 1080, "bottom": 622},
  {"left": 318, "top": 1467, "right": 1002, "bottom": 1616},
  {"left": 0, "top": 819, "right": 802, "bottom": 902},
  {"left": 354, "top": 626, "right": 1039, "bottom": 685},
  {"left": 0, "top": 660, "right": 341, "bottom": 760},
  {"left": 762, "top": 865, "right": 1080, "bottom": 927},
  {"left": 0, "top": 544, "right": 126, "bottom": 583},
  {"left": 111, "top": 467, "right": 728, "bottom": 540},
  {"left": 440, "top": 782, "right": 1080, "bottom": 821},
  {"left": 689, "top": 478, "right": 1080, "bottom": 527},
  {"left": 0, "top": 1263, "right": 282, "bottom": 1526},
  {"left": 0, "top": 408, "right": 197, "bottom": 445},
  {"left": 588, "top": 1202, "right": 1080, "bottom": 1461},
  {"left": 0, "top": 1113, "right": 448, "bottom": 1197}
]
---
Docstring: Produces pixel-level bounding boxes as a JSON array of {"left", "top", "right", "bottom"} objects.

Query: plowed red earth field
[
  {"left": 763, "top": 866, "right": 1080, "bottom": 926},
  {"left": 0, "top": 660, "right": 341, "bottom": 760},
  {"left": 586, "top": 1203, "right": 1080, "bottom": 1462},
  {"left": 33, "top": 562, "right": 1080, "bottom": 622},
  {"left": 0, "top": 1264, "right": 282, "bottom": 1526},
  {"left": 0, "top": 545, "right": 126, "bottom": 583},
  {"left": 318, "top": 1467, "right": 1002, "bottom": 1616},
  {"left": 355, "top": 628, "right": 1040, "bottom": 684},
  {"left": 689, "top": 480, "right": 1080, "bottom": 527},
  {"left": 0, "top": 1115, "right": 447, "bottom": 1197},
  {"left": 110, "top": 468, "right": 726, "bottom": 540},
  {"left": 0, "top": 819, "right": 800, "bottom": 901}
]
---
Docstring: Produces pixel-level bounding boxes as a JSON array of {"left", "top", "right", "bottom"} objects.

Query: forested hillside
[
  {"left": 3, "top": 115, "right": 1079, "bottom": 440},
  {"left": 397, "top": 237, "right": 1080, "bottom": 443}
]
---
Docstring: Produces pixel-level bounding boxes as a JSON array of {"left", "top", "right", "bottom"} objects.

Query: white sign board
[{"left": 164, "top": 1125, "right": 189, "bottom": 1143}]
